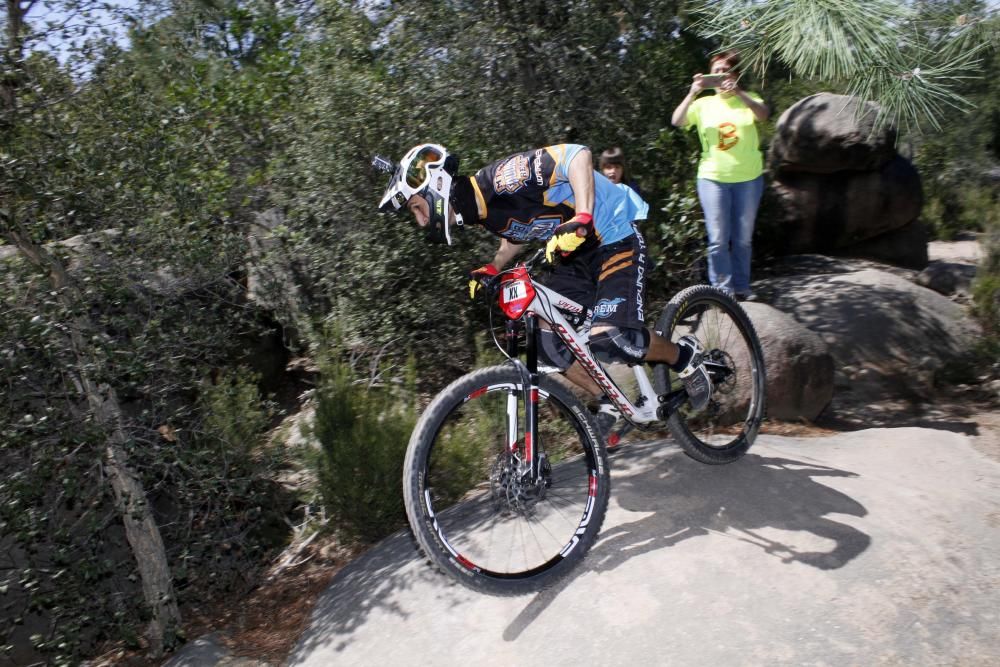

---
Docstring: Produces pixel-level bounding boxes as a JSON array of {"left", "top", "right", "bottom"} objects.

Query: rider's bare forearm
[
  {"left": 491, "top": 238, "right": 527, "bottom": 270},
  {"left": 567, "top": 148, "right": 595, "bottom": 216}
]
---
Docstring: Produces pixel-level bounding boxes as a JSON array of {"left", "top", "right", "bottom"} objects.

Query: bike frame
[{"left": 495, "top": 263, "right": 668, "bottom": 479}]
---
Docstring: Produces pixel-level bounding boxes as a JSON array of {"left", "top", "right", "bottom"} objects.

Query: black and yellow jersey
[{"left": 468, "top": 144, "right": 648, "bottom": 245}]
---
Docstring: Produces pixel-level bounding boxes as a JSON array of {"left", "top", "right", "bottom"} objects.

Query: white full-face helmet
[{"left": 377, "top": 143, "right": 461, "bottom": 245}]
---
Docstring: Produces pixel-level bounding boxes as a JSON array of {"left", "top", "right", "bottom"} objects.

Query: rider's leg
[
  {"left": 590, "top": 324, "right": 688, "bottom": 369},
  {"left": 584, "top": 227, "right": 711, "bottom": 410},
  {"left": 564, "top": 361, "right": 603, "bottom": 398},
  {"left": 590, "top": 323, "right": 711, "bottom": 411},
  {"left": 640, "top": 328, "right": 681, "bottom": 365}
]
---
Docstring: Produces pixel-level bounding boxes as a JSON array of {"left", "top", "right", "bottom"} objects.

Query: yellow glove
[
  {"left": 545, "top": 213, "right": 594, "bottom": 263},
  {"left": 468, "top": 263, "right": 499, "bottom": 299}
]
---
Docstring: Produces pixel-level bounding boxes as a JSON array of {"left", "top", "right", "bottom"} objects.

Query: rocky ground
[{"left": 810, "top": 234, "right": 997, "bottom": 442}]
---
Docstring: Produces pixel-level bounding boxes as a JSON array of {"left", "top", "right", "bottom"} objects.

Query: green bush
[
  {"left": 198, "top": 369, "right": 273, "bottom": 453},
  {"left": 307, "top": 348, "right": 417, "bottom": 543},
  {"left": 922, "top": 183, "right": 1000, "bottom": 241},
  {"left": 972, "top": 217, "right": 1000, "bottom": 346}
]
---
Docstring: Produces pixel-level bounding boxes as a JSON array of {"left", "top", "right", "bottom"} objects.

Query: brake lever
[
  {"left": 523, "top": 248, "right": 548, "bottom": 270},
  {"left": 480, "top": 273, "right": 503, "bottom": 299}
]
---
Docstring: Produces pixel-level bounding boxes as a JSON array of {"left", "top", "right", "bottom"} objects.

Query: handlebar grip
[
  {"left": 479, "top": 273, "right": 502, "bottom": 297},
  {"left": 371, "top": 155, "right": 396, "bottom": 174}
]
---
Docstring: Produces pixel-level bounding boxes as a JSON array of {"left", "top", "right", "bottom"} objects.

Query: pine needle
[{"left": 689, "top": 0, "right": 989, "bottom": 133}]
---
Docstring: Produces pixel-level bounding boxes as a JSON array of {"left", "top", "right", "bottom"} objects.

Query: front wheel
[
  {"left": 653, "top": 285, "right": 766, "bottom": 464},
  {"left": 403, "top": 365, "right": 610, "bottom": 596}
]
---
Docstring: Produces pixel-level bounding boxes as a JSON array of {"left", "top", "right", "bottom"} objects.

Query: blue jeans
[{"left": 696, "top": 176, "right": 764, "bottom": 295}]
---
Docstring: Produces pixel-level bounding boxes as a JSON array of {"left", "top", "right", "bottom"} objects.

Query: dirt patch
[
  {"left": 88, "top": 537, "right": 365, "bottom": 667},
  {"left": 187, "top": 538, "right": 362, "bottom": 664},
  {"left": 760, "top": 419, "right": 842, "bottom": 437}
]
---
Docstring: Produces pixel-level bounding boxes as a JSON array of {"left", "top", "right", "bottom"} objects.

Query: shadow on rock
[
  {"left": 288, "top": 530, "right": 428, "bottom": 661},
  {"left": 504, "top": 443, "right": 870, "bottom": 641}
]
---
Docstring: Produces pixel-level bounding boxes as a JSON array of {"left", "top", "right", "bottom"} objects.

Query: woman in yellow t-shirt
[{"left": 671, "top": 50, "right": 769, "bottom": 301}]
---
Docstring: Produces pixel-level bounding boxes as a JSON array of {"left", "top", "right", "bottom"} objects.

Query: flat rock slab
[
  {"left": 928, "top": 239, "right": 982, "bottom": 265},
  {"left": 289, "top": 428, "right": 1000, "bottom": 666}
]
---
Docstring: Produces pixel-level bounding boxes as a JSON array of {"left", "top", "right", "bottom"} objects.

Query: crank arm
[{"left": 657, "top": 388, "right": 688, "bottom": 420}]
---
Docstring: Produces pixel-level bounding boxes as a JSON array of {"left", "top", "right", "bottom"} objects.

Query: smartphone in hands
[{"left": 699, "top": 74, "right": 728, "bottom": 88}]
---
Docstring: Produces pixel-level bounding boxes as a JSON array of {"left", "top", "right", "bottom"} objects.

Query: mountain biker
[{"left": 377, "top": 143, "right": 713, "bottom": 438}]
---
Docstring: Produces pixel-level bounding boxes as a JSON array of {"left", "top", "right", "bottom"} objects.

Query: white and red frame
[{"left": 497, "top": 264, "right": 661, "bottom": 426}]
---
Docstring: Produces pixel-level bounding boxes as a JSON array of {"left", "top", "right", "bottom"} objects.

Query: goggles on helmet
[{"left": 377, "top": 143, "right": 461, "bottom": 245}]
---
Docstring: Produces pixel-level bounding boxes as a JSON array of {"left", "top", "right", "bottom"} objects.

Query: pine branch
[{"left": 689, "top": 0, "right": 991, "bottom": 133}]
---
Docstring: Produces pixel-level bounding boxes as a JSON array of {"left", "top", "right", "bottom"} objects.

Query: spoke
[{"left": 426, "top": 383, "right": 594, "bottom": 575}]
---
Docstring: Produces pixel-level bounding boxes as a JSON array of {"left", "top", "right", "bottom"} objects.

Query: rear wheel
[
  {"left": 403, "top": 365, "right": 610, "bottom": 596},
  {"left": 653, "top": 285, "right": 766, "bottom": 464}
]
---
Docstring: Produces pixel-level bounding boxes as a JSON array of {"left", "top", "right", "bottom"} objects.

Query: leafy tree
[
  {"left": 2, "top": 1, "right": 182, "bottom": 657},
  {"left": 1, "top": 0, "right": 302, "bottom": 660}
]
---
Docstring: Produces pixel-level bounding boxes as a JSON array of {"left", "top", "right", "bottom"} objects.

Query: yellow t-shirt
[{"left": 686, "top": 92, "right": 764, "bottom": 183}]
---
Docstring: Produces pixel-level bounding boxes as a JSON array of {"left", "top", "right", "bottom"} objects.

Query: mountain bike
[{"left": 402, "top": 249, "right": 766, "bottom": 596}]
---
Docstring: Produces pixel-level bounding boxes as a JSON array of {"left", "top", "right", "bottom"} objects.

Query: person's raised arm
[
  {"left": 671, "top": 75, "right": 706, "bottom": 127},
  {"left": 566, "top": 147, "right": 594, "bottom": 217},
  {"left": 738, "top": 89, "right": 770, "bottom": 122},
  {"left": 720, "top": 79, "right": 770, "bottom": 121}
]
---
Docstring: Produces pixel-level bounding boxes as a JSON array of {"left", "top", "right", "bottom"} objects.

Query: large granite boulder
[
  {"left": 753, "top": 256, "right": 981, "bottom": 400},
  {"left": 765, "top": 93, "right": 925, "bottom": 269},
  {"left": 836, "top": 218, "right": 928, "bottom": 270},
  {"left": 770, "top": 156, "right": 924, "bottom": 257},
  {"left": 769, "top": 93, "right": 896, "bottom": 173},
  {"left": 741, "top": 303, "right": 834, "bottom": 421}
]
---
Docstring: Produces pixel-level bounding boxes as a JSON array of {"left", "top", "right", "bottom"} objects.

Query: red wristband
[
  {"left": 477, "top": 263, "right": 499, "bottom": 276},
  {"left": 574, "top": 212, "right": 593, "bottom": 225}
]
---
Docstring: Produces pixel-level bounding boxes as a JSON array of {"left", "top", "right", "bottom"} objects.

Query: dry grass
[
  {"left": 89, "top": 536, "right": 364, "bottom": 667},
  {"left": 198, "top": 538, "right": 361, "bottom": 664}
]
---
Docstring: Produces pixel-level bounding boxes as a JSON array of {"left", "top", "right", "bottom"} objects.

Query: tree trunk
[
  {"left": 93, "top": 383, "right": 182, "bottom": 655},
  {"left": 2, "top": 0, "right": 180, "bottom": 649},
  {"left": 3, "top": 228, "right": 181, "bottom": 656}
]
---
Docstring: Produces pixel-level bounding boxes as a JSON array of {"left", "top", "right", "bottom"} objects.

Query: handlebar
[
  {"left": 521, "top": 248, "right": 548, "bottom": 270},
  {"left": 371, "top": 154, "right": 397, "bottom": 174},
  {"left": 478, "top": 249, "right": 549, "bottom": 297}
]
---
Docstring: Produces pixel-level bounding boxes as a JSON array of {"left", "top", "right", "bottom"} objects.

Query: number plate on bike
[
  {"left": 498, "top": 273, "right": 535, "bottom": 319},
  {"left": 502, "top": 281, "right": 528, "bottom": 304}
]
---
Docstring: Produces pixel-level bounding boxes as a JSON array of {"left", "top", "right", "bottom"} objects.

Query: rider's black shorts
[{"left": 541, "top": 223, "right": 648, "bottom": 329}]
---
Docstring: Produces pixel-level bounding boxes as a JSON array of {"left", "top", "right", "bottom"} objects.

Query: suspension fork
[{"left": 523, "top": 314, "right": 542, "bottom": 480}]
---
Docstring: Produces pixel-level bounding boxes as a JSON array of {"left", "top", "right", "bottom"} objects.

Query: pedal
[
  {"left": 657, "top": 388, "right": 688, "bottom": 420},
  {"left": 607, "top": 422, "right": 634, "bottom": 449}
]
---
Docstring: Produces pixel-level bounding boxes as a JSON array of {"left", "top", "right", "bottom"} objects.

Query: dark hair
[
  {"left": 598, "top": 146, "right": 625, "bottom": 169},
  {"left": 710, "top": 49, "right": 741, "bottom": 73}
]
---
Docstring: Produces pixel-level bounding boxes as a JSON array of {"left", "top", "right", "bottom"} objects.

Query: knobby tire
[
  {"left": 403, "top": 365, "right": 610, "bottom": 596},
  {"left": 653, "top": 285, "right": 767, "bottom": 464}
]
